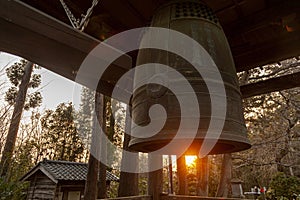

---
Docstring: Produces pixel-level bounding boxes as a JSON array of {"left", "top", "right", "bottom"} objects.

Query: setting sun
[{"left": 185, "top": 155, "right": 197, "bottom": 167}]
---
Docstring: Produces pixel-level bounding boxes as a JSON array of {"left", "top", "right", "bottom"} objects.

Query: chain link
[{"left": 60, "top": 0, "right": 99, "bottom": 30}]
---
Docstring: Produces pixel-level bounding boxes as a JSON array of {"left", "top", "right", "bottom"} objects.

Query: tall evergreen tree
[
  {"left": 75, "top": 87, "right": 95, "bottom": 162},
  {"left": 40, "top": 102, "right": 84, "bottom": 162},
  {"left": 0, "top": 60, "right": 42, "bottom": 178}
]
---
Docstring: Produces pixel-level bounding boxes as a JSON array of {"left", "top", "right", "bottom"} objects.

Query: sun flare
[{"left": 185, "top": 155, "right": 197, "bottom": 167}]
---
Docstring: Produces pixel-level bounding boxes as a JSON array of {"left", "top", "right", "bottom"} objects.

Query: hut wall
[
  {"left": 55, "top": 182, "right": 85, "bottom": 200},
  {"left": 26, "top": 171, "right": 56, "bottom": 200}
]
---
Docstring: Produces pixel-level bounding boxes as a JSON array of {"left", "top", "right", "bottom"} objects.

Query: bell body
[{"left": 129, "top": 0, "right": 251, "bottom": 155}]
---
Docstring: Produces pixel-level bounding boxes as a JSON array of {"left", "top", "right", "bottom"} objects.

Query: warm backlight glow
[{"left": 185, "top": 155, "right": 197, "bottom": 167}]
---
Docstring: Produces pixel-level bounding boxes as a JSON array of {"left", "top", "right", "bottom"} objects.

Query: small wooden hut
[{"left": 21, "top": 159, "right": 119, "bottom": 200}]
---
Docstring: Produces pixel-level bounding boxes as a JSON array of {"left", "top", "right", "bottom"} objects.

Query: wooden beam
[
  {"left": 241, "top": 72, "right": 300, "bottom": 99},
  {"left": 0, "top": 0, "right": 131, "bottom": 98},
  {"left": 161, "top": 195, "right": 246, "bottom": 200},
  {"left": 233, "top": 31, "right": 300, "bottom": 72},
  {"left": 223, "top": 0, "right": 300, "bottom": 38},
  {"left": 98, "top": 0, "right": 145, "bottom": 29},
  {"left": 223, "top": 0, "right": 300, "bottom": 71},
  {"left": 21, "top": 0, "right": 70, "bottom": 25},
  {"left": 97, "top": 196, "right": 151, "bottom": 200}
]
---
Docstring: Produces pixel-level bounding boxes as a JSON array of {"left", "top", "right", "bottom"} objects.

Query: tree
[
  {"left": 0, "top": 178, "right": 28, "bottom": 200},
  {"left": 83, "top": 91, "right": 126, "bottom": 199},
  {"left": 40, "top": 102, "right": 84, "bottom": 162},
  {"left": 232, "top": 89, "right": 300, "bottom": 188},
  {"left": 0, "top": 60, "right": 42, "bottom": 178},
  {"left": 0, "top": 105, "right": 13, "bottom": 158},
  {"left": 208, "top": 155, "right": 222, "bottom": 197},
  {"left": 75, "top": 87, "right": 95, "bottom": 162},
  {"left": 4, "top": 60, "right": 42, "bottom": 110},
  {"left": 84, "top": 92, "right": 104, "bottom": 200},
  {"left": 0, "top": 59, "right": 41, "bottom": 197},
  {"left": 0, "top": 109, "right": 39, "bottom": 200},
  {"left": 232, "top": 58, "right": 300, "bottom": 191},
  {"left": 0, "top": 109, "right": 42, "bottom": 200},
  {"left": 269, "top": 172, "right": 300, "bottom": 199},
  {"left": 104, "top": 97, "right": 126, "bottom": 198}
]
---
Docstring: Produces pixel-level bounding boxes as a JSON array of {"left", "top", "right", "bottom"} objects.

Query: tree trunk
[
  {"left": 196, "top": 156, "right": 209, "bottom": 196},
  {"left": 118, "top": 107, "right": 139, "bottom": 197},
  {"left": 97, "top": 94, "right": 108, "bottom": 199},
  {"left": 169, "top": 155, "right": 174, "bottom": 194},
  {"left": 0, "top": 61, "right": 33, "bottom": 178},
  {"left": 148, "top": 154, "right": 163, "bottom": 200},
  {"left": 275, "top": 120, "right": 294, "bottom": 175},
  {"left": 177, "top": 155, "right": 187, "bottom": 195},
  {"left": 216, "top": 153, "right": 232, "bottom": 197},
  {"left": 84, "top": 154, "right": 99, "bottom": 200},
  {"left": 84, "top": 92, "right": 104, "bottom": 200},
  {"left": 98, "top": 161, "right": 107, "bottom": 199}
]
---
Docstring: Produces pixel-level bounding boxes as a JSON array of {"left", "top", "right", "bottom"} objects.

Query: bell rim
[{"left": 129, "top": 136, "right": 251, "bottom": 155}]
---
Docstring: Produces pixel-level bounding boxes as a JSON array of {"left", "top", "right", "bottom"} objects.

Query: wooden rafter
[{"left": 240, "top": 72, "right": 300, "bottom": 99}]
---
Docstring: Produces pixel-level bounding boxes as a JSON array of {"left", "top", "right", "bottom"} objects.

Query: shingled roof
[{"left": 21, "top": 159, "right": 119, "bottom": 183}]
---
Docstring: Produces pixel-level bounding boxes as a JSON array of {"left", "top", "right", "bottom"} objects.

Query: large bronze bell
[{"left": 129, "top": 0, "right": 251, "bottom": 155}]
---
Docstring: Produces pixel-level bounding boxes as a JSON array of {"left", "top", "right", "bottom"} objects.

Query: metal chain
[
  {"left": 60, "top": 0, "right": 99, "bottom": 30},
  {"left": 59, "top": 0, "right": 80, "bottom": 28},
  {"left": 79, "top": 0, "right": 99, "bottom": 30}
]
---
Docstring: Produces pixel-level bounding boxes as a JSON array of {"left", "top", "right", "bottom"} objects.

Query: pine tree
[
  {"left": 0, "top": 60, "right": 42, "bottom": 178},
  {"left": 75, "top": 87, "right": 95, "bottom": 162},
  {"left": 40, "top": 102, "right": 84, "bottom": 162}
]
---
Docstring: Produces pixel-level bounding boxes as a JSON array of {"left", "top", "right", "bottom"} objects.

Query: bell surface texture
[{"left": 129, "top": 0, "right": 251, "bottom": 155}]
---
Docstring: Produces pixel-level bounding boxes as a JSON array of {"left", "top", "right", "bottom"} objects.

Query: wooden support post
[
  {"left": 84, "top": 92, "right": 104, "bottom": 200},
  {"left": 177, "top": 155, "right": 187, "bottom": 195},
  {"left": 216, "top": 154, "right": 232, "bottom": 197},
  {"left": 196, "top": 156, "right": 209, "bottom": 196},
  {"left": 118, "top": 107, "right": 139, "bottom": 197},
  {"left": 148, "top": 154, "right": 163, "bottom": 200}
]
